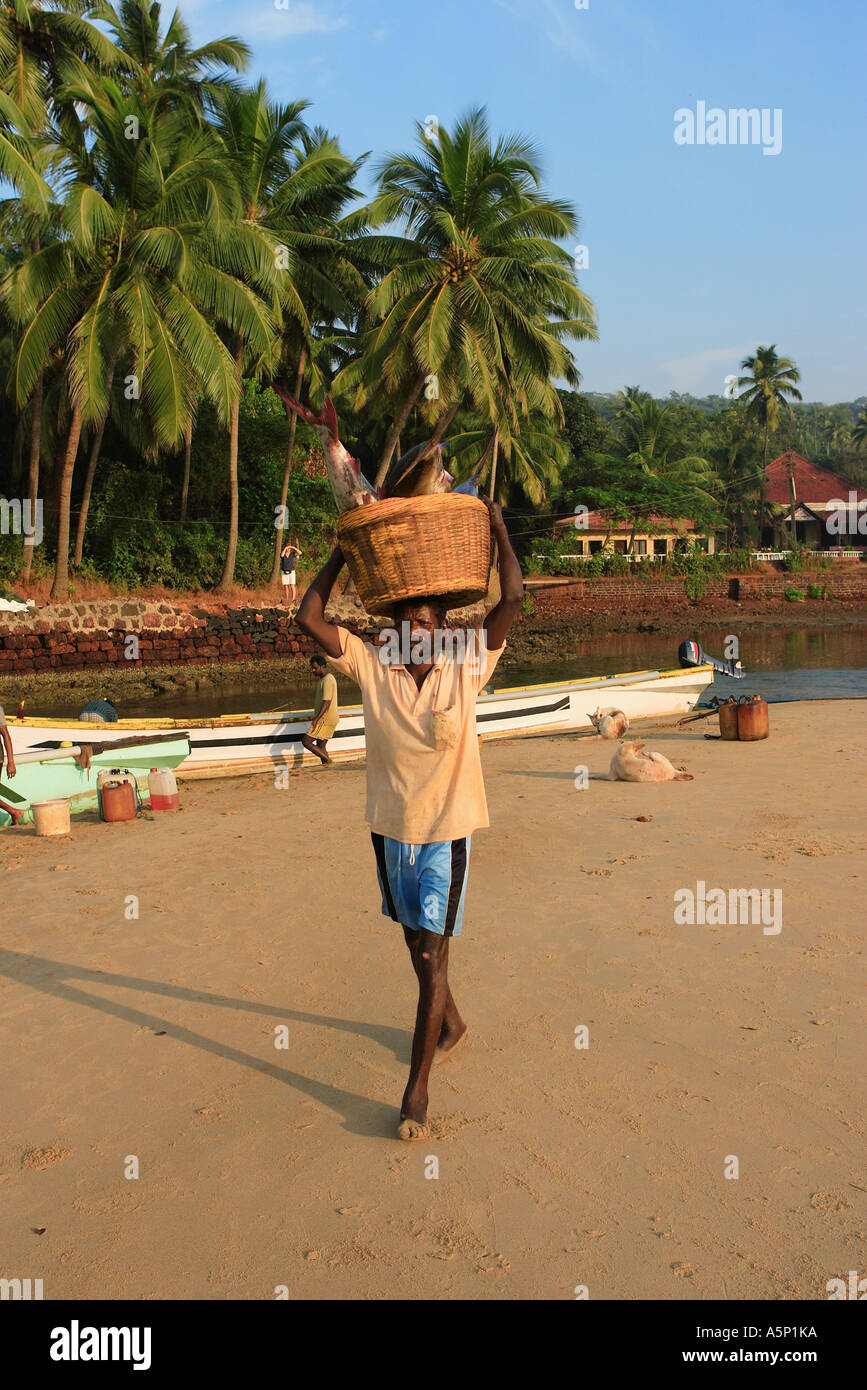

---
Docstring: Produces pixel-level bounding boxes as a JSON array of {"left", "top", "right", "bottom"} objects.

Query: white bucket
[{"left": 32, "top": 799, "right": 71, "bottom": 836}]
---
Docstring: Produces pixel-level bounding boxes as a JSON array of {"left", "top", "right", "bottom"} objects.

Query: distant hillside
[{"left": 581, "top": 391, "right": 867, "bottom": 420}]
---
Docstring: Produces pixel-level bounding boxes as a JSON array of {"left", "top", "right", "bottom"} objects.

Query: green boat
[{"left": 0, "top": 732, "right": 191, "bottom": 826}]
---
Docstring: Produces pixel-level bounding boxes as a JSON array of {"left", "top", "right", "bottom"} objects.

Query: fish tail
[{"left": 320, "top": 396, "right": 339, "bottom": 442}]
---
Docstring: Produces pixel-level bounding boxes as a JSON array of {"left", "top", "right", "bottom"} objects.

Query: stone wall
[
  {"left": 557, "top": 570, "right": 867, "bottom": 603},
  {"left": 1, "top": 567, "right": 864, "bottom": 675},
  {"left": 0, "top": 600, "right": 375, "bottom": 675}
]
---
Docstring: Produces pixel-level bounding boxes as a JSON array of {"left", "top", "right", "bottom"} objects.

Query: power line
[{"left": 62, "top": 507, "right": 324, "bottom": 532}]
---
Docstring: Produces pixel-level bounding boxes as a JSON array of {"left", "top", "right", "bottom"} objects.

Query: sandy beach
[{"left": 1, "top": 699, "right": 864, "bottom": 1301}]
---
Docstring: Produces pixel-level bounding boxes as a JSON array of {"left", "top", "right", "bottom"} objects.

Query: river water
[
  {"left": 35, "top": 625, "right": 867, "bottom": 719},
  {"left": 514, "top": 627, "right": 867, "bottom": 705}
]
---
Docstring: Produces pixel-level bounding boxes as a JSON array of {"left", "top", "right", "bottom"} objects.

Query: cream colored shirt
[{"left": 327, "top": 626, "right": 505, "bottom": 843}]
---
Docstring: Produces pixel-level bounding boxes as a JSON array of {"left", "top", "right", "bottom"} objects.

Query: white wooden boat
[{"left": 6, "top": 664, "right": 714, "bottom": 780}]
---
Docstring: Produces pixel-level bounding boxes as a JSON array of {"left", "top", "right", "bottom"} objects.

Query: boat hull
[
  {"left": 0, "top": 736, "right": 192, "bottom": 822},
  {"left": 5, "top": 667, "right": 714, "bottom": 781}
]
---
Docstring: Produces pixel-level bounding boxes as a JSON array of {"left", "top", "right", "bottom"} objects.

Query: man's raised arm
[
  {"left": 482, "top": 500, "right": 523, "bottom": 651},
  {"left": 296, "top": 545, "right": 346, "bottom": 659}
]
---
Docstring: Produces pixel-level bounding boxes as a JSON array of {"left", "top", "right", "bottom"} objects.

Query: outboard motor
[{"left": 678, "top": 639, "right": 744, "bottom": 679}]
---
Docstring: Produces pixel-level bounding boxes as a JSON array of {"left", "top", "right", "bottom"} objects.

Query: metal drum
[
  {"left": 718, "top": 697, "right": 740, "bottom": 741},
  {"left": 736, "top": 695, "right": 770, "bottom": 741}
]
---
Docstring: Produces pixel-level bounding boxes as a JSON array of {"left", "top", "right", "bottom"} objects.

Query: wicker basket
[{"left": 337, "top": 493, "right": 491, "bottom": 617}]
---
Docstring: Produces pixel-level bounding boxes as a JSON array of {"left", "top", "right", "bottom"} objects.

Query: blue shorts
[{"left": 370, "top": 834, "right": 471, "bottom": 938}]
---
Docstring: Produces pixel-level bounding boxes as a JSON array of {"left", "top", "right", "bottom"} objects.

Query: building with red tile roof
[
  {"left": 764, "top": 451, "right": 867, "bottom": 548},
  {"left": 553, "top": 511, "right": 711, "bottom": 558}
]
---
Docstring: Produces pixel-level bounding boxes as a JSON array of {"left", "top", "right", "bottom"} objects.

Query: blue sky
[{"left": 180, "top": 0, "right": 865, "bottom": 402}]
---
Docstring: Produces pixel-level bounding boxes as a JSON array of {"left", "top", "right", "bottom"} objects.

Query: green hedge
[{"left": 528, "top": 537, "right": 760, "bottom": 579}]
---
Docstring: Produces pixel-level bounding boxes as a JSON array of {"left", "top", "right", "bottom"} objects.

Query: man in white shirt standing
[
  {"left": 280, "top": 539, "right": 301, "bottom": 608},
  {"left": 297, "top": 500, "right": 522, "bottom": 1140}
]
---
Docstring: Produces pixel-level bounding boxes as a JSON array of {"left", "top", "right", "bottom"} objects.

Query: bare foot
[
  {"left": 398, "top": 1090, "right": 429, "bottom": 1141},
  {"left": 397, "top": 1116, "right": 429, "bottom": 1141},
  {"left": 433, "top": 1022, "right": 468, "bottom": 1067}
]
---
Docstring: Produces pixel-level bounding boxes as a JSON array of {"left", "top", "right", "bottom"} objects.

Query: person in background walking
[
  {"left": 280, "top": 539, "right": 302, "bottom": 608},
  {"left": 301, "top": 654, "right": 339, "bottom": 765}
]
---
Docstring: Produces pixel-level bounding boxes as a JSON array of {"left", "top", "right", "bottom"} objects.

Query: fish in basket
[{"left": 270, "top": 390, "right": 494, "bottom": 616}]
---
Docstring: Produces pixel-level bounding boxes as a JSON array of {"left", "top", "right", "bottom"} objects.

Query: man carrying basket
[{"left": 297, "top": 499, "right": 523, "bottom": 1141}]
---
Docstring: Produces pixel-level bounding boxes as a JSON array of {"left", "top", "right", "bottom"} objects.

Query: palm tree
[
  {"left": 350, "top": 107, "right": 596, "bottom": 486},
  {"left": 71, "top": 329, "right": 121, "bottom": 565},
  {"left": 446, "top": 411, "right": 569, "bottom": 505},
  {"left": 265, "top": 130, "right": 366, "bottom": 586},
  {"left": 0, "top": 124, "right": 59, "bottom": 581},
  {"left": 853, "top": 405, "right": 867, "bottom": 449},
  {"left": 210, "top": 83, "right": 357, "bottom": 591},
  {"left": 708, "top": 409, "right": 762, "bottom": 546},
  {"left": 0, "top": 0, "right": 126, "bottom": 128},
  {"left": 612, "top": 388, "right": 719, "bottom": 508},
  {"left": 736, "top": 345, "right": 802, "bottom": 539},
  {"left": 64, "top": 2, "right": 253, "bottom": 565},
  {"left": 178, "top": 411, "right": 194, "bottom": 522},
  {"left": 2, "top": 73, "right": 270, "bottom": 597},
  {"left": 828, "top": 418, "right": 853, "bottom": 459},
  {"left": 797, "top": 404, "right": 823, "bottom": 458},
  {"left": 97, "top": 0, "right": 250, "bottom": 119},
  {"left": 0, "top": 88, "right": 52, "bottom": 210},
  {"left": 0, "top": 2, "right": 131, "bottom": 586}
]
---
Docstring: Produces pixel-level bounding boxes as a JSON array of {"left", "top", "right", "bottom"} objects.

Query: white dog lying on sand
[{"left": 609, "top": 741, "right": 694, "bottom": 782}]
